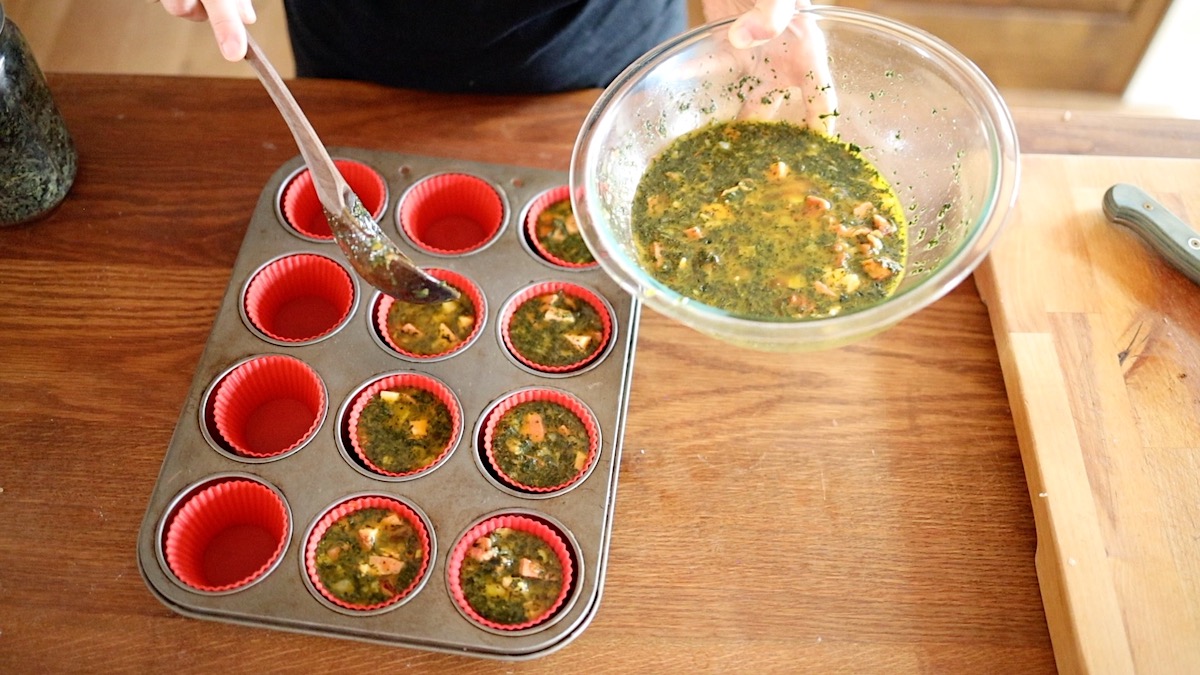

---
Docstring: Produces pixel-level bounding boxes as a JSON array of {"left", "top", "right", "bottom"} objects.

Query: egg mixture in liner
[
  {"left": 374, "top": 268, "right": 486, "bottom": 360},
  {"left": 346, "top": 372, "right": 463, "bottom": 478},
  {"left": 162, "top": 477, "right": 290, "bottom": 593},
  {"left": 500, "top": 281, "right": 614, "bottom": 374},
  {"left": 280, "top": 159, "right": 388, "bottom": 240},
  {"left": 523, "top": 185, "right": 597, "bottom": 269},
  {"left": 243, "top": 253, "right": 355, "bottom": 343},
  {"left": 481, "top": 388, "right": 600, "bottom": 494},
  {"left": 447, "top": 513, "right": 574, "bottom": 632},
  {"left": 397, "top": 173, "right": 505, "bottom": 255},
  {"left": 304, "top": 495, "right": 433, "bottom": 613},
  {"left": 211, "top": 354, "right": 327, "bottom": 458}
]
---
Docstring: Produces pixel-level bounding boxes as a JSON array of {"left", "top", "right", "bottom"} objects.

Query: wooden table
[{"left": 1, "top": 74, "right": 1196, "bottom": 673}]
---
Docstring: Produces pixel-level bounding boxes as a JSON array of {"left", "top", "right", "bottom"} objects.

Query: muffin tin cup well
[
  {"left": 373, "top": 268, "right": 487, "bottom": 361},
  {"left": 279, "top": 159, "right": 389, "bottom": 241},
  {"left": 137, "top": 149, "right": 640, "bottom": 661},
  {"left": 479, "top": 388, "right": 601, "bottom": 496},
  {"left": 522, "top": 185, "right": 599, "bottom": 270},
  {"left": 345, "top": 372, "right": 464, "bottom": 479},
  {"left": 241, "top": 253, "right": 357, "bottom": 345},
  {"left": 207, "top": 354, "right": 328, "bottom": 460},
  {"left": 397, "top": 172, "right": 507, "bottom": 255},
  {"left": 499, "top": 280, "right": 616, "bottom": 377}
]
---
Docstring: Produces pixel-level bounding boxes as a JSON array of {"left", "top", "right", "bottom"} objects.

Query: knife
[{"left": 1103, "top": 183, "right": 1200, "bottom": 287}]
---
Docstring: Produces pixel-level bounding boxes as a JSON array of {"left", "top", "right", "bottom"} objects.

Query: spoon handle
[{"left": 244, "top": 35, "right": 347, "bottom": 212}]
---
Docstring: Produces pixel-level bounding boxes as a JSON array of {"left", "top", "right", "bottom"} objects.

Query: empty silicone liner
[
  {"left": 243, "top": 253, "right": 355, "bottom": 343},
  {"left": 280, "top": 159, "right": 388, "bottom": 239},
  {"left": 398, "top": 173, "right": 505, "bottom": 254},
  {"left": 524, "top": 185, "right": 597, "bottom": 269},
  {"left": 345, "top": 372, "right": 463, "bottom": 478},
  {"left": 499, "top": 281, "right": 614, "bottom": 374},
  {"left": 481, "top": 388, "right": 600, "bottom": 494},
  {"left": 446, "top": 513, "right": 575, "bottom": 632},
  {"left": 304, "top": 494, "right": 433, "bottom": 613},
  {"left": 211, "top": 354, "right": 326, "bottom": 458},
  {"left": 162, "top": 477, "right": 290, "bottom": 593},
  {"left": 374, "top": 268, "right": 486, "bottom": 360}
]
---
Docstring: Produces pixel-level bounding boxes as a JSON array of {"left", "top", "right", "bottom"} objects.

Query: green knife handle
[{"left": 1103, "top": 183, "right": 1200, "bottom": 287}]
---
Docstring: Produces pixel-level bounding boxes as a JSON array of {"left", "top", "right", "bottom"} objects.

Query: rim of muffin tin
[
  {"left": 198, "top": 354, "right": 330, "bottom": 464},
  {"left": 238, "top": 252, "right": 361, "bottom": 347},
  {"left": 393, "top": 172, "right": 511, "bottom": 257},
  {"left": 470, "top": 386, "right": 603, "bottom": 499},
  {"left": 298, "top": 492, "right": 438, "bottom": 617},
  {"left": 444, "top": 508, "right": 585, "bottom": 636},
  {"left": 155, "top": 472, "right": 293, "bottom": 596},
  {"left": 273, "top": 158, "right": 391, "bottom": 243},
  {"left": 366, "top": 271, "right": 489, "bottom": 363},
  {"left": 495, "top": 281, "right": 618, "bottom": 378},
  {"left": 334, "top": 371, "right": 464, "bottom": 482},
  {"left": 516, "top": 185, "right": 600, "bottom": 272}
]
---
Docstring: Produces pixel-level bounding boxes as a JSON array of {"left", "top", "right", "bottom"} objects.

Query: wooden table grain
[{"left": 1, "top": 74, "right": 1196, "bottom": 673}]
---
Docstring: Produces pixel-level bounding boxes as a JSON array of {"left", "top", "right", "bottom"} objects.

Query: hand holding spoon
[{"left": 243, "top": 35, "right": 456, "bottom": 303}]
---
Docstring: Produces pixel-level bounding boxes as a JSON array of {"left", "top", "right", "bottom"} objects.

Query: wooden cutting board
[{"left": 975, "top": 154, "right": 1200, "bottom": 675}]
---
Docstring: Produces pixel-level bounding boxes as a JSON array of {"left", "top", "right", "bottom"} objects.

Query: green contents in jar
[
  {"left": 492, "top": 400, "right": 590, "bottom": 488},
  {"left": 535, "top": 197, "right": 594, "bottom": 264},
  {"left": 315, "top": 507, "right": 425, "bottom": 606},
  {"left": 1, "top": 11, "right": 77, "bottom": 226},
  {"left": 631, "top": 120, "right": 908, "bottom": 320},
  {"left": 460, "top": 527, "right": 564, "bottom": 625},
  {"left": 356, "top": 386, "right": 453, "bottom": 473},
  {"left": 508, "top": 290, "right": 604, "bottom": 367},
  {"left": 385, "top": 286, "right": 476, "bottom": 355}
]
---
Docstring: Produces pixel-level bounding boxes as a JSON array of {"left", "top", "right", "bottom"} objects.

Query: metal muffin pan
[{"left": 137, "top": 149, "right": 640, "bottom": 659}]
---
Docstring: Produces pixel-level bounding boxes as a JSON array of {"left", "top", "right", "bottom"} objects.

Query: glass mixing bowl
[{"left": 570, "top": 6, "right": 1019, "bottom": 351}]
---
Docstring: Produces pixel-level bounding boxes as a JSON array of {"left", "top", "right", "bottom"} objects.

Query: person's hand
[
  {"left": 158, "top": 0, "right": 257, "bottom": 61},
  {"left": 700, "top": 0, "right": 836, "bottom": 133}
]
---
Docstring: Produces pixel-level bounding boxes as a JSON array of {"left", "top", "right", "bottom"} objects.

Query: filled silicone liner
[
  {"left": 373, "top": 268, "right": 487, "bottom": 360},
  {"left": 523, "top": 185, "right": 598, "bottom": 269},
  {"left": 499, "top": 280, "right": 615, "bottom": 375},
  {"left": 480, "top": 388, "right": 600, "bottom": 495},
  {"left": 161, "top": 476, "right": 291, "bottom": 593},
  {"left": 209, "top": 354, "right": 327, "bottom": 459},
  {"left": 303, "top": 494, "right": 434, "bottom": 613},
  {"left": 242, "top": 253, "right": 356, "bottom": 343},
  {"left": 397, "top": 173, "right": 505, "bottom": 254},
  {"left": 280, "top": 159, "right": 388, "bottom": 240},
  {"left": 344, "top": 372, "right": 463, "bottom": 478},
  {"left": 446, "top": 512, "right": 576, "bottom": 633}
]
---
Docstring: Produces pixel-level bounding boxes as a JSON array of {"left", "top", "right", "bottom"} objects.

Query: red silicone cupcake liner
[
  {"left": 398, "top": 173, "right": 504, "bottom": 255},
  {"left": 500, "top": 281, "right": 614, "bottom": 374},
  {"left": 243, "top": 253, "right": 355, "bottom": 343},
  {"left": 482, "top": 388, "right": 600, "bottom": 493},
  {"left": 375, "top": 268, "right": 486, "bottom": 360},
  {"left": 524, "top": 185, "right": 597, "bottom": 269},
  {"left": 347, "top": 372, "right": 462, "bottom": 478},
  {"left": 305, "top": 495, "right": 432, "bottom": 612},
  {"left": 281, "top": 159, "right": 388, "bottom": 239},
  {"left": 447, "top": 514, "right": 574, "bottom": 631},
  {"left": 163, "top": 478, "right": 290, "bottom": 593},
  {"left": 211, "top": 355, "right": 326, "bottom": 458}
]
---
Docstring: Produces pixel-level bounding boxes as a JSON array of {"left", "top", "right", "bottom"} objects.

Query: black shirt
[{"left": 282, "top": 0, "right": 688, "bottom": 93}]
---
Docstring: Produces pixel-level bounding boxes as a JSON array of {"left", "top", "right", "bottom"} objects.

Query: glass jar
[{"left": 0, "top": 1, "right": 77, "bottom": 226}]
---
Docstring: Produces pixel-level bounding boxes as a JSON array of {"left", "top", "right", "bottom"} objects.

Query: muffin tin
[{"left": 136, "top": 149, "right": 640, "bottom": 659}]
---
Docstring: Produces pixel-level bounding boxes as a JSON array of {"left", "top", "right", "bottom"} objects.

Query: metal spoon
[{"left": 243, "top": 35, "right": 456, "bottom": 304}]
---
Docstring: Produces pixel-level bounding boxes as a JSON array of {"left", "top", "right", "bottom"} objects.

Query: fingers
[
  {"left": 157, "top": 0, "right": 256, "bottom": 61},
  {"left": 728, "top": 0, "right": 803, "bottom": 49}
]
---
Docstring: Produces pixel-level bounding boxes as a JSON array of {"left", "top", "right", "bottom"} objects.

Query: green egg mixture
[
  {"left": 508, "top": 290, "right": 604, "bottom": 367},
  {"left": 356, "top": 387, "right": 453, "bottom": 473},
  {"left": 315, "top": 508, "right": 424, "bottom": 606},
  {"left": 386, "top": 288, "right": 476, "bottom": 355},
  {"left": 535, "top": 197, "right": 594, "bottom": 265},
  {"left": 460, "top": 527, "right": 564, "bottom": 625},
  {"left": 631, "top": 120, "right": 908, "bottom": 320},
  {"left": 492, "top": 400, "right": 589, "bottom": 488}
]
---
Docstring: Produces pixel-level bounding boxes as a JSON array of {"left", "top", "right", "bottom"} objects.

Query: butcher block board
[{"left": 975, "top": 154, "right": 1200, "bottom": 675}]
